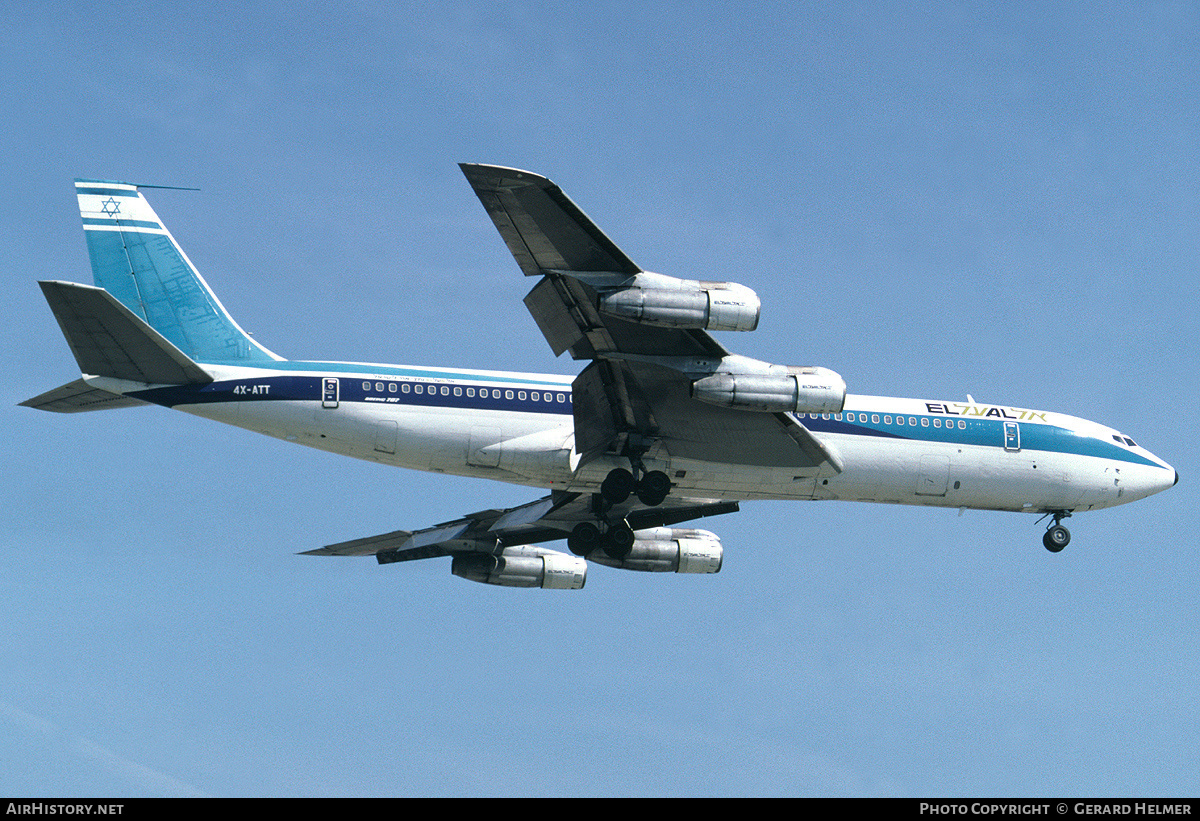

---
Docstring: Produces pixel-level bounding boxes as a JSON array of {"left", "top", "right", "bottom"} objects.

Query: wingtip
[{"left": 459, "top": 163, "right": 551, "bottom": 187}]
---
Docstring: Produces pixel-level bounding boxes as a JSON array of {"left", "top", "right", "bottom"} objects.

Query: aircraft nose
[
  {"left": 1154, "top": 464, "right": 1179, "bottom": 495},
  {"left": 1135, "top": 459, "right": 1178, "bottom": 501}
]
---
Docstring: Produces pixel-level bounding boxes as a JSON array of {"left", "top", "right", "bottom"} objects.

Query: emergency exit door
[
  {"left": 322, "top": 377, "right": 339, "bottom": 409},
  {"left": 1004, "top": 421, "right": 1020, "bottom": 452}
]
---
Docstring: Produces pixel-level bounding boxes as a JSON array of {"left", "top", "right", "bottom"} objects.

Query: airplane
[{"left": 23, "top": 165, "right": 1178, "bottom": 589}]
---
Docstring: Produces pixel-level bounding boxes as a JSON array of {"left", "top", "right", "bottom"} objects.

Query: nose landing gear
[{"left": 1040, "top": 511, "right": 1072, "bottom": 552}]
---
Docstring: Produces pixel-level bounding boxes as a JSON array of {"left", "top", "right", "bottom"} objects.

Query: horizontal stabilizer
[
  {"left": 20, "top": 378, "right": 151, "bottom": 413},
  {"left": 38, "top": 280, "right": 212, "bottom": 386}
]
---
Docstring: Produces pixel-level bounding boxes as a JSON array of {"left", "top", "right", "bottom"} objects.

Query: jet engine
[
  {"left": 692, "top": 366, "right": 846, "bottom": 414},
  {"left": 588, "top": 528, "right": 723, "bottom": 573},
  {"left": 451, "top": 547, "right": 586, "bottom": 589},
  {"left": 597, "top": 277, "right": 760, "bottom": 332}
]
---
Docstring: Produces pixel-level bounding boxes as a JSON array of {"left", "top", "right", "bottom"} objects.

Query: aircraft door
[
  {"left": 322, "top": 377, "right": 339, "bottom": 409},
  {"left": 915, "top": 454, "right": 950, "bottom": 496},
  {"left": 1004, "top": 421, "right": 1021, "bottom": 452},
  {"left": 374, "top": 420, "right": 398, "bottom": 454}
]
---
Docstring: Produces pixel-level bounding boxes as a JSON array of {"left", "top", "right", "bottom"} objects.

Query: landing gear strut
[
  {"left": 1041, "top": 512, "right": 1072, "bottom": 552},
  {"left": 569, "top": 459, "right": 673, "bottom": 558}
]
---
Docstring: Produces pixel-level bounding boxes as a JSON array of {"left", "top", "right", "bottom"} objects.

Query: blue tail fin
[{"left": 75, "top": 179, "right": 281, "bottom": 364}]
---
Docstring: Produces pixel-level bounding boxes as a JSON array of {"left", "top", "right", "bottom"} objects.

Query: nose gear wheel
[{"left": 1038, "top": 511, "right": 1072, "bottom": 553}]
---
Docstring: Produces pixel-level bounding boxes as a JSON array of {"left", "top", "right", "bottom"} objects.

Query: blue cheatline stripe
[
  {"left": 123, "top": 369, "right": 1156, "bottom": 468},
  {"left": 267, "top": 359, "right": 574, "bottom": 387},
  {"left": 800, "top": 410, "right": 1160, "bottom": 468},
  {"left": 126, "top": 374, "right": 576, "bottom": 417}
]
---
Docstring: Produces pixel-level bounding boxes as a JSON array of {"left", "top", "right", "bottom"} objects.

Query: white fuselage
[{"left": 108, "top": 359, "right": 1175, "bottom": 520}]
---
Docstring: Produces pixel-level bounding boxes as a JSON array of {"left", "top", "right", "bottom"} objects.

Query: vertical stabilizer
[{"left": 75, "top": 180, "right": 282, "bottom": 364}]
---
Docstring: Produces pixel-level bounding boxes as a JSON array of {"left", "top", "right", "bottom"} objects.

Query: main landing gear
[
  {"left": 567, "top": 464, "right": 673, "bottom": 560},
  {"left": 1040, "top": 511, "right": 1072, "bottom": 553},
  {"left": 599, "top": 466, "right": 672, "bottom": 507}
]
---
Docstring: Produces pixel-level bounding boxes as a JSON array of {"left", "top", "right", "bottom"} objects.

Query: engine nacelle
[
  {"left": 598, "top": 280, "right": 760, "bottom": 332},
  {"left": 692, "top": 366, "right": 846, "bottom": 414},
  {"left": 452, "top": 547, "right": 586, "bottom": 589},
  {"left": 588, "top": 528, "right": 723, "bottom": 574}
]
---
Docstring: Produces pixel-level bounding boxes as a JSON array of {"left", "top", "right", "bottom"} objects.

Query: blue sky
[{"left": 2, "top": 2, "right": 1197, "bottom": 796}]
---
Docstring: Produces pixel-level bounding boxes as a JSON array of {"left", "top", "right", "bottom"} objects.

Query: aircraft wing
[
  {"left": 460, "top": 163, "right": 726, "bottom": 362},
  {"left": 460, "top": 164, "right": 839, "bottom": 472},
  {"left": 302, "top": 490, "right": 739, "bottom": 561}
]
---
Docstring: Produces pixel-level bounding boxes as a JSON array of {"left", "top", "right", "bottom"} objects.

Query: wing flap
[{"left": 522, "top": 275, "right": 590, "bottom": 358}]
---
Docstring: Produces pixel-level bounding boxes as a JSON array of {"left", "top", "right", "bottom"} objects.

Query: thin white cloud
[{"left": 0, "top": 699, "right": 210, "bottom": 798}]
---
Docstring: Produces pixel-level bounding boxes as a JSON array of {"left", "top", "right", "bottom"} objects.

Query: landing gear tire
[
  {"left": 1043, "top": 524, "right": 1070, "bottom": 553},
  {"left": 602, "top": 521, "right": 636, "bottom": 560},
  {"left": 636, "top": 470, "right": 671, "bottom": 507},
  {"left": 568, "top": 522, "right": 602, "bottom": 556},
  {"left": 601, "top": 468, "right": 636, "bottom": 504}
]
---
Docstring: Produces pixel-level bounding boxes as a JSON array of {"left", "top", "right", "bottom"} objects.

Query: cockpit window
[
  {"left": 1113, "top": 434, "right": 1139, "bottom": 448},
  {"left": 1124, "top": 437, "right": 1138, "bottom": 448}
]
